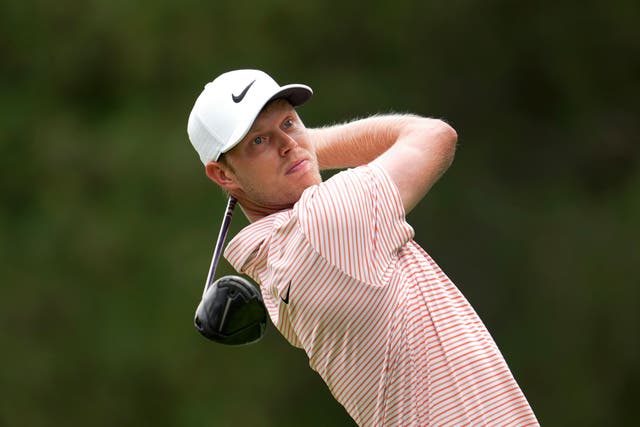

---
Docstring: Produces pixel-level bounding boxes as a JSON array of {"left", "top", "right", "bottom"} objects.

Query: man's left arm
[{"left": 308, "top": 114, "right": 457, "bottom": 213}]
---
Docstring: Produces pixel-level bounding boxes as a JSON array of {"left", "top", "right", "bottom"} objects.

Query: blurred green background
[{"left": 1, "top": 0, "right": 639, "bottom": 426}]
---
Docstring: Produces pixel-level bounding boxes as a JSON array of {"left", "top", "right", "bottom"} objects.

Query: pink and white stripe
[{"left": 226, "top": 164, "right": 539, "bottom": 426}]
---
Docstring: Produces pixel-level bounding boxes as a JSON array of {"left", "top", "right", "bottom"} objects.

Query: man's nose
[{"left": 278, "top": 133, "right": 298, "bottom": 157}]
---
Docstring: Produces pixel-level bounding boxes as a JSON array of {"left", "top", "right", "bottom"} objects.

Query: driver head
[{"left": 194, "top": 275, "right": 267, "bottom": 345}]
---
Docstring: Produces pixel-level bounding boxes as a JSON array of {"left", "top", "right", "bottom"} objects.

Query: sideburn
[{"left": 218, "top": 154, "right": 236, "bottom": 174}]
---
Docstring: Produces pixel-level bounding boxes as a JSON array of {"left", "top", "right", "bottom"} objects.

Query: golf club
[{"left": 194, "top": 196, "right": 267, "bottom": 345}]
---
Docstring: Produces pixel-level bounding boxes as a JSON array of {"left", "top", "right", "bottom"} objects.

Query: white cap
[{"left": 187, "top": 69, "right": 313, "bottom": 164}]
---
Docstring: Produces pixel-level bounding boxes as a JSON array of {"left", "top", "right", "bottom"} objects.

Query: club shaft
[{"left": 202, "top": 196, "right": 237, "bottom": 297}]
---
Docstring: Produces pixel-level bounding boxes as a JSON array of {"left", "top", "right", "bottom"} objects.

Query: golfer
[{"left": 188, "top": 69, "right": 539, "bottom": 426}]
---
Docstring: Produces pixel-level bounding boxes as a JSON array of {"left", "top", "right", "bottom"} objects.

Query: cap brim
[
  {"left": 268, "top": 84, "right": 313, "bottom": 107},
  {"left": 219, "top": 84, "right": 313, "bottom": 159}
]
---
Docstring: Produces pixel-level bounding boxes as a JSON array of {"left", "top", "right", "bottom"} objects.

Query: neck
[{"left": 232, "top": 192, "right": 294, "bottom": 223}]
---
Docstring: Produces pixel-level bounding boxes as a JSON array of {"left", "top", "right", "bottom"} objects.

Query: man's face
[{"left": 219, "top": 100, "right": 322, "bottom": 210}]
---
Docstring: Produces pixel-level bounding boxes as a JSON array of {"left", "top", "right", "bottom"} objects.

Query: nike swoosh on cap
[{"left": 231, "top": 80, "right": 256, "bottom": 103}]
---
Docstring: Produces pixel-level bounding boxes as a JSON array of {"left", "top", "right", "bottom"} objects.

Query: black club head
[{"left": 194, "top": 275, "right": 267, "bottom": 345}]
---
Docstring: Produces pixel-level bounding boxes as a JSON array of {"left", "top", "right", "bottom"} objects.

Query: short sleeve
[
  {"left": 224, "top": 214, "right": 276, "bottom": 279},
  {"left": 294, "top": 164, "right": 414, "bottom": 286}
]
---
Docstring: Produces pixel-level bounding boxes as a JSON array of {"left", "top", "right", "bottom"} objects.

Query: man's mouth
[{"left": 286, "top": 159, "right": 308, "bottom": 175}]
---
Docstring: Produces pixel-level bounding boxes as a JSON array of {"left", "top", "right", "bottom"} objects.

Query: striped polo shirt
[{"left": 225, "top": 164, "right": 539, "bottom": 426}]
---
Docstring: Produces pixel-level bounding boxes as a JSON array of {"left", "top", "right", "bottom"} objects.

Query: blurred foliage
[{"left": 1, "top": 0, "right": 639, "bottom": 426}]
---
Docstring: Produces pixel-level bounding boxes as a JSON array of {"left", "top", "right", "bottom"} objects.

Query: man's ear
[{"left": 205, "top": 161, "right": 238, "bottom": 191}]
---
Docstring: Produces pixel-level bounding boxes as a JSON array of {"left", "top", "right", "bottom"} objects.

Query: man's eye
[
  {"left": 253, "top": 136, "right": 263, "bottom": 145},
  {"left": 283, "top": 119, "right": 293, "bottom": 129}
]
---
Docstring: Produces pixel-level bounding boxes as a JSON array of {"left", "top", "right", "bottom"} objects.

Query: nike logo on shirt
[
  {"left": 281, "top": 281, "right": 291, "bottom": 304},
  {"left": 231, "top": 80, "right": 256, "bottom": 103}
]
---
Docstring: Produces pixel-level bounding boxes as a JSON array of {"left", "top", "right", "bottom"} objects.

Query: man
[{"left": 188, "top": 69, "right": 539, "bottom": 426}]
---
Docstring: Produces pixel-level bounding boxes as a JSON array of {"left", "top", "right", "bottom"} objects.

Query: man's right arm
[{"left": 308, "top": 115, "right": 458, "bottom": 214}]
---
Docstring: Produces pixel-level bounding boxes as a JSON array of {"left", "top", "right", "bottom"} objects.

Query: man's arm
[{"left": 308, "top": 114, "right": 458, "bottom": 213}]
